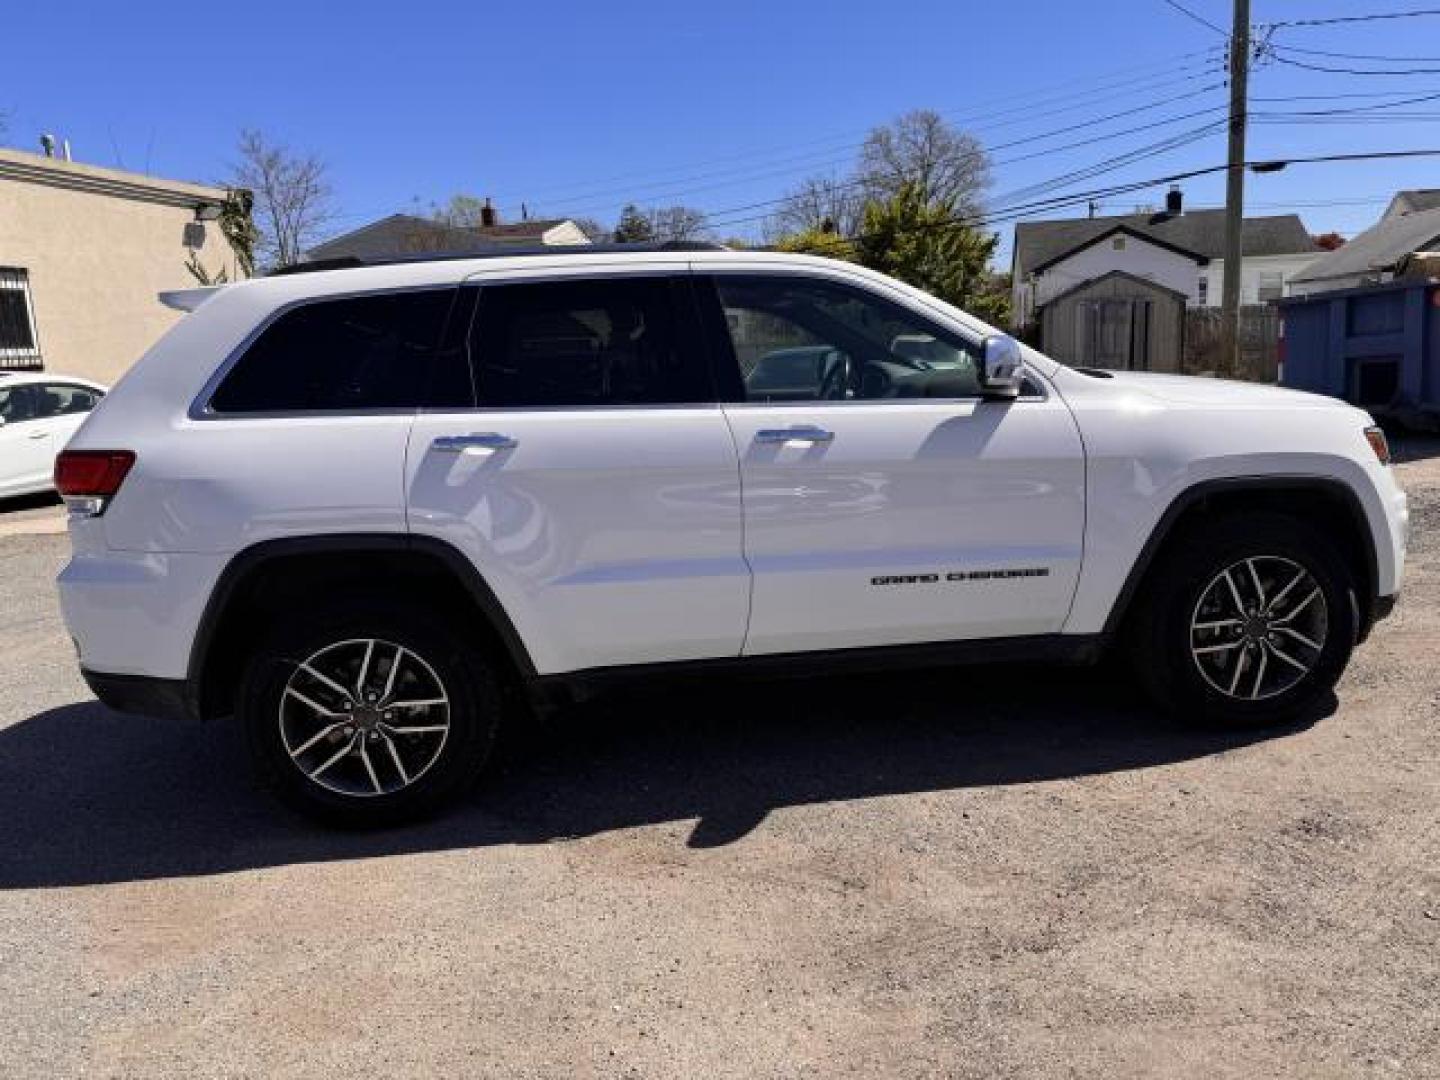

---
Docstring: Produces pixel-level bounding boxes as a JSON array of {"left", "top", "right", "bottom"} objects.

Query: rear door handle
[
  {"left": 755, "top": 425, "right": 834, "bottom": 445},
  {"left": 432, "top": 433, "right": 518, "bottom": 453},
  {"left": 27, "top": 430, "right": 49, "bottom": 440}
]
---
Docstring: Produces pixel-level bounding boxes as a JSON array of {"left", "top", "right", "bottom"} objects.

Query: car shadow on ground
[
  {"left": 0, "top": 664, "right": 1324, "bottom": 889},
  {"left": 0, "top": 491, "right": 61, "bottom": 515}
]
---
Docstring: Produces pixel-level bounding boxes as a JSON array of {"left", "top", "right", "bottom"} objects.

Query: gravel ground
[{"left": 0, "top": 447, "right": 1436, "bottom": 1078}]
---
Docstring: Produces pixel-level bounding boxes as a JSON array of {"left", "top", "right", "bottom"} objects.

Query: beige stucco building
[{"left": 0, "top": 148, "right": 243, "bottom": 385}]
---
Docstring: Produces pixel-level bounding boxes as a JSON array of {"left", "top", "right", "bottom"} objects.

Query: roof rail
[{"left": 267, "top": 240, "right": 729, "bottom": 277}]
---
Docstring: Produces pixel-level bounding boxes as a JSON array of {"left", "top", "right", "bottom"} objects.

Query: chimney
[
  {"left": 480, "top": 197, "right": 498, "bottom": 228},
  {"left": 1166, "top": 184, "right": 1184, "bottom": 216}
]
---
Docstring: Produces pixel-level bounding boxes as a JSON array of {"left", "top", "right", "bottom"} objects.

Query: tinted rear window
[
  {"left": 209, "top": 289, "right": 455, "bottom": 413},
  {"left": 469, "top": 277, "right": 708, "bottom": 407}
]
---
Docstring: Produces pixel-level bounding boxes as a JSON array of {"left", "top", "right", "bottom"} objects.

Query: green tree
[
  {"left": 772, "top": 227, "right": 855, "bottom": 262},
  {"left": 613, "top": 203, "right": 654, "bottom": 244},
  {"left": 852, "top": 182, "right": 1003, "bottom": 322}
]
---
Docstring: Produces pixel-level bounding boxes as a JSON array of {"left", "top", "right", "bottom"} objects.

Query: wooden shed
[{"left": 1039, "top": 270, "right": 1187, "bottom": 372}]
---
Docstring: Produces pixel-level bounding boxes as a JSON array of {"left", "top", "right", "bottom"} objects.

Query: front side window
[
  {"left": 468, "top": 277, "right": 706, "bottom": 407},
  {"left": 714, "top": 275, "right": 982, "bottom": 402},
  {"left": 209, "top": 288, "right": 456, "bottom": 413},
  {"left": 0, "top": 268, "right": 42, "bottom": 370}
]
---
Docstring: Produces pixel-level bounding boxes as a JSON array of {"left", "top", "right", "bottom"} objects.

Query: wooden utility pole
[{"left": 1221, "top": 0, "right": 1250, "bottom": 378}]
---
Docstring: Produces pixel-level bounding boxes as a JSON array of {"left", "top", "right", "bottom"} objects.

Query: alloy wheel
[
  {"left": 1189, "top": 556, "right": 1329, "bottom": 701},
  {"left": 278, "top": 638, "right": 451, "bottom": 798}
]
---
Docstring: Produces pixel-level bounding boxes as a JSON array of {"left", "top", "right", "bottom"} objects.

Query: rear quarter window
[{"left": 209, "top": 288, "right": 457, "bottom": 413}]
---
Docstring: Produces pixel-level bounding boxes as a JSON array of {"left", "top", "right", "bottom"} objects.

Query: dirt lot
[{"left": 0, "top": 447, "right": 1436, "bottom": 1079}]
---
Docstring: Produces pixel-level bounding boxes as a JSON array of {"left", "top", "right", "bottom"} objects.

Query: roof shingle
[
  {"left": 1015, "top": 208, "right": 1316, "bottom": 274},
  {"left": 1292, "top": 205, "right": 1440, "bottom": 284},
  {"left": 307, "top": 213, "right": 581, "bottom": 261}
]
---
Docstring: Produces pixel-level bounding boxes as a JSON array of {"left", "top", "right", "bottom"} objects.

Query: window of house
[
  {"left": 1197, "top": 276, "right": 1209, "bottom": 305},
  {"left": 1257, "top": 271, "right": 1284, "bottom": 303},
  {"left": 467, "top": 277, "right": 708, "bottom": 407},
  {"left": 713, "top": 275, "right": 982, "bottom": 402},
  {"left": 0, "top": 269, "right": 42, "bottom": 370},
  {"left": 1112, "top": 237, "right": 1127, "bottom": 251},
  {"left": 209, "top": 288, "right": 457, "bottom": 413}
]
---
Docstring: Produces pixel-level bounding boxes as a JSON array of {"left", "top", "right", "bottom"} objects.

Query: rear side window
[
  {"left": 468, "top": 277, "right": 708, "bottom": 407},
  {"left": 209, "top": 289, "right": 455, "bottom": 413}
]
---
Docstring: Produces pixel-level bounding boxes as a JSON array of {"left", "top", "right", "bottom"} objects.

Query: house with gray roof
[
  {"left": 1290, "top": 199, "right": 1440, "bottom": 296},
  {"left": 1010, "top": 188, "right": 1318, "bottom": 331},
  {"left": 1381, "top": 189, "right": 1440, "bottom": 221},
  {"left": 306, "top": 206, "right": 590, "bottom": 263}
]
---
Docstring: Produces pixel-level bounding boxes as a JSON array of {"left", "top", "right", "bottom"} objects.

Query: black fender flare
[
  {"left": 187, "top": 533, "right": 539, "bottom": 709},
  {"left": 1099, "top": 475, "right": 1380, "bottom": 638}
]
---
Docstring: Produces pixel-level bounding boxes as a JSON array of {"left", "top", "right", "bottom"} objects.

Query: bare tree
[
  {"left": 572, "top": 216, "right": 610, "bottom": 242},
  {"left": 230, "top": 130, "right": 335, "bottom": 269},
  {"left": 857, "top": 109, "right": 990, "bottom": 218},
  {"left": 765, "top": 174, "right": 863, "bottom": 241},
  {"left": 644, "top": 205, "right": 710, "bottom": 242}
]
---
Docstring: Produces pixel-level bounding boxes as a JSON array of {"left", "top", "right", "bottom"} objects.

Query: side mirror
[{"left": 979, "top": 335, "right": 1024, "bottom": 401}]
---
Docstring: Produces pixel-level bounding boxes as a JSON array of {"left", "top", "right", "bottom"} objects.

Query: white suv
[{"left": 55, "top": 246, "right": 1409, "bottom": 825}]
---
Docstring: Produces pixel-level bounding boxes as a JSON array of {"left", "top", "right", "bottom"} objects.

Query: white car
[
  {"left": 0, "top": 373, "right": 107, "bottom": 498},
  {"left": 53, "top": 245, "right": 1408, "bottom": 826}
]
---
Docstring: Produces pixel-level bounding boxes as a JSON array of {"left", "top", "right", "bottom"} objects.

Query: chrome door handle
[
  {"left": 432, "top": 433, "right": 517, "bottom": 453},
  {"left": 755, "top": 425, "right": 834, "bottom": 445}
]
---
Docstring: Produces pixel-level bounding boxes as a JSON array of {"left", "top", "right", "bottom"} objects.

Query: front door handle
[
  {"left": 27, "top": 430, "right": 49, "bottom": 440},
  {"left": 755, "top": 425, "right": 835, "bottom": 445},
  {"left": 432, "top": 432, "right": 518, "bottom": 454}
]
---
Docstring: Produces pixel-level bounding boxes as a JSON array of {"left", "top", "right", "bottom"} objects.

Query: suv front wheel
[
  {"left": 1131, "top": 513, "right": 1359, "bottom": 727},
  {"left": 239, "top": 604, "right": 501, "bottom": 826}
]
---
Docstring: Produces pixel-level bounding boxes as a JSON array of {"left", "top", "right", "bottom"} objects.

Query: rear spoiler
[{"left": 158, "top": 286, "right": 224, "bottom": 313}]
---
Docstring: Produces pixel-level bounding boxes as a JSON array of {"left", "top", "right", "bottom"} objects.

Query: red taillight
[{"left": 54, "top": 450, "right": 135, "bottom": 513}]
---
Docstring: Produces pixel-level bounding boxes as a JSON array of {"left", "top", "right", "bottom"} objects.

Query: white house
[{"left": 1011, "top": 190, "right": 1318, "bottom": 332}]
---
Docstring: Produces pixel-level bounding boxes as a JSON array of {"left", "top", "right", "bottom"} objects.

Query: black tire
[
  {"left": 239, "top": 603, "right": 501, "bottom": 827},
  {"left": 1130, "top": 512, "right": 1358, "bottom": 728}
]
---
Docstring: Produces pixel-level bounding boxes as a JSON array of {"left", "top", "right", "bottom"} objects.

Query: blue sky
[{"left": 6, "top": 0, "right": 1440, "bottom": 263}]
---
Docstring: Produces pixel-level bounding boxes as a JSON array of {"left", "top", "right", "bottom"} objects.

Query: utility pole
[{"left": 1221, "top": 0, "right": 1250, "bottom": 378}]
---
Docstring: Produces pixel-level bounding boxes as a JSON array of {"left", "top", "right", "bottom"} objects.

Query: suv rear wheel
[
  {"left": 1131, "top": 513, "right": 1358, "bottom": 727},
  {"left": 239, "top": 604, "right": 500, "bottom": 826}
]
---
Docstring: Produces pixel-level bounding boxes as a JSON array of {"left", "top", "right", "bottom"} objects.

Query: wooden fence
[{"left": 1183, "top": 305, "right": 1281, "bottom": 382}]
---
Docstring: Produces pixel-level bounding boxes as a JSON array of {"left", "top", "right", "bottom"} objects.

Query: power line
[
  {"left": 1273, "top": 44, "right": 1440, "bottom": 63},
  {"left": 511, "top": 68, "right": 1225, "bottom": 220},
  {"left": 779, "top": 147, "right": 1440, "bottom": 254},
  {"left": 483, "top": 49, "right": 1222, "bottom": 210},
  {"left": 705, "top": 121, "right": 1225, "bottom": 234},
  {"left": 1256, "top": 88, "right": 1440, "bottom": 115},
  {"left": 1267, "top": 8, "right": 1440, "bottom": 29},
  {"left": 1270, "top": 50, "right": 1440, "bottom": 76},
  {"left": 1253, "top": 88, "right": 1440, "bottom": 102},
  {"left": 525, "top": 81, "right": 1225, "bottom": 226},
  {"left": 1161, "top": 0, "right": 1230, "bottom": 36}
]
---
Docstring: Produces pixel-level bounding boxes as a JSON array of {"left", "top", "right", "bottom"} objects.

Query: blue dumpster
[{"left": 1279, "top": 279, "right": 1440, "bottom": 426}]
